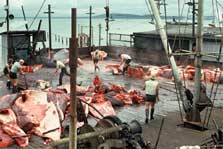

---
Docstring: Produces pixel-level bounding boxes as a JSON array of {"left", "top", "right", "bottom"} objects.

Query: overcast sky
[{"left": 0, "top": 0, "right": 221, "bottom": 17}]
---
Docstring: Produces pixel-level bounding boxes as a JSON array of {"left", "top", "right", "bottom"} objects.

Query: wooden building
[
  {"left": 0, "top": 30, "right": 46, "bottom": 73},
  {"left": 133, "top": 24, "right": 223, "bottom": 64}
]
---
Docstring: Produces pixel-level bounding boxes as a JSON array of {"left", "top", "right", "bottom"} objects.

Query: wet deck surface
[{"left": 0, "top": 58, "right": 223, "bottom": 148}]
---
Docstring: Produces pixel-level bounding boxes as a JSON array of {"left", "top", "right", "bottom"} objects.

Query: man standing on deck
[
  {"left": 118, "top": 53, "right": 132, "bottom": 75},
  {"left": 143, "top": 75, "right": 159, "bottom": 123},
  {"left": 9, "top": 59, "right": 25, "bottom": 93},
  {"left": 91, "top": 49, "right": 100, "bottom": 72},
  {"left": 53, "top": 59, "right": 70, "bottom": 86},
  {"left": 3, "top": 58, "right": 14, "bottom": 89}
]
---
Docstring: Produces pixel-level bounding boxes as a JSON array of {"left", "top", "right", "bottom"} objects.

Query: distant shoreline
[{"left": 0, "top": 13, "right": 215, "bottom": 20}]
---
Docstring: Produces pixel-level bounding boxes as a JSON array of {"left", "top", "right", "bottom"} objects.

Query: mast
[
  {"left": 193, "top": 0, "right": 203, "bottom": 122},
  {"left": 147, "top": 0, "right": 191, "bottom": 113},
  {"left": 192, "top": 0, "right": 196, "bottom": 37},
  {"left": 6, "top": 0, "right": 10, "bottom": 59}
]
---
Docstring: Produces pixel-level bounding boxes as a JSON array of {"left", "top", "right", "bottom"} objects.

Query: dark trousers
[
  {"left": 122, "top": 59, "right": 131, "bottom": 75},
  {"left": 59, "top": 67, "right": 70, "bottom": 85}
]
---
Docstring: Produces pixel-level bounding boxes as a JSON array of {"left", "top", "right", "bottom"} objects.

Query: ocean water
[
  {"left": 0, "top": 17, "right": 156, "bottom": 49},
  {"left": 0, "top": 17, "right": 214, "bottom": 50}
]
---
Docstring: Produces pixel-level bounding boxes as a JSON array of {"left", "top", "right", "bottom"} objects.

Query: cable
[
  {"left": 28, "top": 0, "right": 47, "bottom": 29},
  {"left": 203, "top": 0, "right": 223, "bottom": 127},
  {"left": 145, "top": 0, "right": 154, "bottom": 23},
  {"left": 4, "top": 0, "right": 47, "bottom": 58}
]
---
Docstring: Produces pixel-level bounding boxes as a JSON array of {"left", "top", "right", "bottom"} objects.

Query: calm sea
[
  {"left": 0, "top": 17, "right": 155, "bottom": 49},
  {"left": 0, "top": 17, "right": 213, "bottom": 49}
]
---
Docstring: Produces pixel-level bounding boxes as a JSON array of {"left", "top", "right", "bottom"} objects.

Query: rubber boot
[
  {"left": 12, "top": 86, "right": 17, "bottom": 93},
  {"left": 150, "top": 108, "right": 155, "bottom": 120},
  {"left": 6, "top": 80, "right": 10, "bottom": 89},
  {"left": 8, "top": 81, "right": 11, "bottom": 89},
  {"left": 96, "top": 66, "right": 100, "bottom": 72},
  {"left": 122, "top": 66, "right": 127, "bottom": 75},
  {"left": 145, "top": 109, "right": 149, "bottom": 124}
]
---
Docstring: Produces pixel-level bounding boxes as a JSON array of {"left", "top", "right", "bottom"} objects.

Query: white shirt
[
  {"left": 10, "top": 62, "right": 21, "bottom": 73},
  {"left": 56, "top": 61, "right": 65, "bottom": 69},
  {"left": 145, "top": 80, "right": 159, "bottom": 95},
  {"left": 121, "top": 54, "right": 131, "bottom": 60}
]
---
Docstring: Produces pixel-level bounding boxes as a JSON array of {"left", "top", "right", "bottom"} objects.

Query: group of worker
[
  {"left": 3, "top": 58, "right": 70, "bottom": 93},
  {"left": 3, "top": 48, "right": 160, "bottom": 124},
  {"left": 3, "top": 59, "right": 25, "bottom": 93},
  {"left": 91, "top": 46, "right": 160, "bottom": 124}
]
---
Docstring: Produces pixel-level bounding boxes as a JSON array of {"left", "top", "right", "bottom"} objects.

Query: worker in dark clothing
[
  {"left": 9, "top": 59, "right": 25, "bottom": 93},
  {"left": 119, "top": 54, "right": 132, "bottom": 75},
  {"left": 3, "top": 58, "right": 13, "bottom": 89},
  {"left": 53, "top": 59, "right": 70, "bottom": 86},
  {"left": 143, "top": 75, "right": 159, "bottom": 124}
]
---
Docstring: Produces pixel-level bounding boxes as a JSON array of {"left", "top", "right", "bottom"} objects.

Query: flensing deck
[{"left": 0, "top": 59, "right": 222, "bottom": 148}]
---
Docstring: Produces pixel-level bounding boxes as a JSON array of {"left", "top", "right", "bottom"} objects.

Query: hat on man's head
[{"left": 19, "top": 59, "right": 24, "bottom": 64}]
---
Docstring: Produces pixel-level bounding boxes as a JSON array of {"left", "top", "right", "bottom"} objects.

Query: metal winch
[{"left": 77, "top": 116, "right": 148, "bottom": 149}]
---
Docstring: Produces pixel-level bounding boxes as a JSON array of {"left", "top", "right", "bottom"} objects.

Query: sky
[{"left": 0, "top": 0, "right": 222, "bottom": 18}]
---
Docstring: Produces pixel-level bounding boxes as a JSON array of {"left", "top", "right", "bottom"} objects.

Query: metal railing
[{"left": 109, "top": 33, "right": 134, "bottom": 47}]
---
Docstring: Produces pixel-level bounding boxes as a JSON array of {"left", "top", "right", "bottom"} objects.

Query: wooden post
[
  {"left": 87, "top": 6, "right": 95, "bottom": 52},
  {"left": 193, "top": 0, "right": 203, "bottom": 122},
  {"left": 109, "top": 33, "right": 111, "bottom": 46},
  {"left": 192, "top": 0, "right": 195, "bottom": 37},
  {"left": 6, "top": 0, "right": 10, "bottom": 59},
  {"left": 44, "top": 4, "right": 54, "bottom": 59},
  {"left": 69, "top": 8, "right": 77, "bottom": 149},
  {"left": 98, "top": 24, "right": 102, "bottom": 49}
]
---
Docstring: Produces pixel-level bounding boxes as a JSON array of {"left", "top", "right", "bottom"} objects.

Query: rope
[
  {"left": 145, "top": 0, "right": 154, "bottom": 23},
  {"left": 29, "top": 0, "right": 47, "bottom": 29},
  {"left": 203, "top": 1, "right": 223, "bottom": 126},
  {"left": 206, "top": 70, "right": 222, "bottom": 127},
  {"left": 1, "top": 0, "right": 47, "bottom": 56}
]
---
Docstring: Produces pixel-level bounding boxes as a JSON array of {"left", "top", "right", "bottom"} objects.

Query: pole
[
  {"left": 6, "top": 0, "right": 10, "bottom": 59},
  {"left": 81, "top": 26, "right": 83, "bottom": 34},
  {"left": 91, "top": 26, "right": 94, "bottom": 45},
  {"left": 147, "top": 0, "right": 191, "bottom": 113},
  {"left": 106, "top": 28, "right": 109, "bottom": 46},
  {"left": 89, "top": 6, "right": 92, "bottom": 51},
  {"left": 98, "top": 24, "right": 102, "bottom": 49},
  {"left": 105, "top": 6, "right": 109, "bottom": 46},
  {"left": 192, "top": 0, "right": 196, "bottom": 37},
  {"left": 21, "top": 5, "right": 28, "bottom": 31},
  {"left": 212, "top": 0, "right": 215, "bottom": 25},
  {"left": 69, "top": 8, "right": 77, "bottom": 149},
  {"left": 193, "top": 0, "right": 203, "bottom": 122},
  {"left": 44, "top": 4, "right": 54, "bottom": 59},
  {"left": 154, "top": 118, "right": 165, "bottom": 149}
]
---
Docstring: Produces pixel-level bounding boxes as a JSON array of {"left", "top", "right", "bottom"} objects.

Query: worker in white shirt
[
  {"left": 143, "top": 75, "right": 160, "bottom": 124},
  {"left": 9, "top": 59, "right": 25, "bottom": 93},
  {"left": 118, "top": 54, "right": 132, "bottom": 75},
  {"left": 53, "top": 59, "right": 70, "bottom": 86},
  {"left": 92, "top": 49, "right": 100, "bottom": 72}
]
